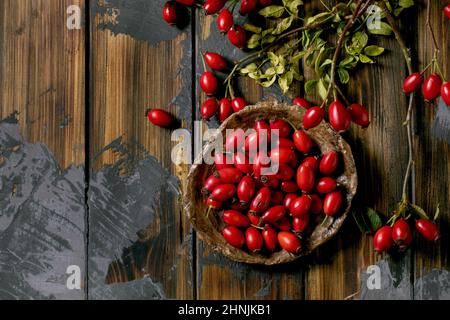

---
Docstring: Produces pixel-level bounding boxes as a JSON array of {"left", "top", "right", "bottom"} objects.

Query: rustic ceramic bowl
[{"left": 185, "top": 100, "right": 358, "bottom": 265}]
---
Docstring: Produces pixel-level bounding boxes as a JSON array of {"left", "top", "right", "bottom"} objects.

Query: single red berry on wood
[
  {"left": 373, "top": 226, "right": 393, "bottom": 252},
  {"left": 231, "top": 97, "right": 247, "bottom": 112},
  {"left": 415, "top": 219, "right": 440, "bottom": 242},
  {"left": 403, "top": 72, "right": 423, "bottom": 94},
  {"left": 147, "top": 109, "right": 175, "bottom": 128},
  {"left": 239, "top": 0, "right": 258, "bottom": 15},
  {"left": 162, "top": 1, "right": 178, "bottom": 25},
  {"left": 422, "top": 73, "right": 442, "bottom": 101},
  {"left": 223, "top": 226, "right": 245, "bottom": 248},
  {"left": 204, "top": 52, "right": 227, "bottom": 71},
  {"left": 217, "top": 8, "right": 233, "bottom": 33},
  {"left": 278, "top": 231, "right": 301, "bottom": 254},
  {"left": 228, "top": 25, "right": 247, "bottom": 49},
  {"left": 392, "top": 218, "right": 413, "bottom": 251},
  {"left": 349, "top": 103, "right": 370, "bottom": 128},
  {"left": 441, "top": 82, "right": 450, "bottom": 106},
  {"left": 329, "top": 100, "right": 351, "bottom": 133},
  {"left": 200, "top": 98, "right": 218, "bottom": 120},
  {"left": 204, "top": 0, "right": 226, "bottom": 15},
  {"left": 444, "top": 4, "right": 450, "bottom": 19},
  {"left": 293, "top": 97, "right": 311, "bottom": 109},
  {"left": 303, "top": 106, "right": 325, "bottom": 129},
  {"left": 200, "top": 71, "right": 218, "bottom": 96}
]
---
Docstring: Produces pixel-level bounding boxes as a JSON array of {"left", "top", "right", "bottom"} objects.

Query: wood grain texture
[
  {"left": 89, "top": 2, "right": 193, "bottom": 299},
  {"left": 0, "top": 0, "right": 85, "bottom": 168},
  {"left": 414, "top": 0, "right": 450, "bottom": 289}
]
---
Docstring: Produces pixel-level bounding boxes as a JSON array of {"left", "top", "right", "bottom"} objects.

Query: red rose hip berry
[
  {"left": 319, "top": 151, "right": 339, "bottom": 175},
  {"left": 163, "top": 1, "right": 178, "bottom": 25},
  {"left": 215, "top": 168, "right": 243, "bottom": 183},
  {"left": 228, "top": 25, "right": 247, "bottom": 49},
  {"left": 349, "top": 103, "right": 370, "bottom": 128},
  {"left": 403, "top": 72, "right": 424, "bottom": 94},
  {"left": 303, "top": 106, "right": 325, "bottom": 129},
  {"left": 262, "top": 205, "right": 286, "bottom": 224},
  {"left": 239, "top": 0, "right": 258, "bottom": 15},
  {"left": 293, "top": 215, "right": 310, "bottom": 233},
  {"left": 293, "top": 130, "right": 313, "bottom": 154},
  {"left": 262, "top": 225, "right": 278, "bottom": 252},
  {"left": 201, "top": 98, "right": 218, "bottom": 120},
  {"left": 278, "top": 232, "right": 301, "bottom": 254},
  {"left": 237, "top": 176, "right": 256, "bottom": 203},
  {"left": 293, "top": 97, "right": 311, "bottom": 109},
  {"left": 373, "top": 226, "right": 393, "bottom": 252},
  {"left": 200, "top": 71, "right": 218, "bottom": 96},
  {"left": 245, "top": 227, "right": 264, "bottom": 252},
  {"left": 422, "top": 73, "right": 442, "bottom": 101},
  {"left": 231, "top": 97, "right": 247, "bottom": 112},
  {"left": 296, "top": 164, "right": 315, "bottom": 193},
  {"left": 147, "top": 109, "right": 175, "bottom": 128},
  {"left": 223, "top": 226, "right": 245, "bottom": 248},
  {"left": 250, "top": 187, "right": 272, "bottom": 214},
  {"left": 392, "top": 218, "right": 413, "bottom": 251},
  {"left": 217, "top": 9, "right": 233, "bottom": 33},
  {"left": 415, "top": 219, "right": 440, "bottom": 242},
  {"left": 210, "top": 184, "right": 236, "bottom": 201},
  {"left": 440, "top": 82, "right": 450, "bottom": 106},
  {"left": 204, "top": 0, "right": 226, "bottom": 15},
  {"left": 290, "top": 195, "right": 312, "bottom": 218},
  {"left": 223, "top": 210, "right": 250, "bottom": 228},
  {"left": 323, "top": 190, "right": 343, "bottom": 216},
  {"left": 316, "top": 177, "right": 338, "bottom": 194},
  {"left": 204, "top": 52, "right": 227, "bottom": 71},
  {"left": 329, "top": 100, "right": 351, "bottom": 133}
]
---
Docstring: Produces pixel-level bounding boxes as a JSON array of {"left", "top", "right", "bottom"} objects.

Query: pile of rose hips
[
  {"left": 373, "top": 217, "right": 440, "bottom": 253},
  {"left": 293, "top": 97, "right": 370, "bottom": 133},
  {"left": 403, "top": 71, "right": 450, "bottom": 106},
  {"left": 202, "top": 117, "right": 347, "bottom": 255}
]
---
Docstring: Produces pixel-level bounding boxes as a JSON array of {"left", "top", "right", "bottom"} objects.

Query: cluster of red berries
[
  {"left": 373, "top": 218, "right": 440, "bottom": 253},
  {"left": 203, "top": 118, "right": 346, "bottom": 254},
  {"left": 403, "top": 72, "right": 450, "bottom": 106},
  {"left": 200, "top": 52, "right": 248, "bottom": 121},
  {"left": 293, "top": 98, "right": 370, "bottom": 133}
]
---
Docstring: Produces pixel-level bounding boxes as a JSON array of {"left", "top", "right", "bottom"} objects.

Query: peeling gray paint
[
  {"left": 431, "top": 98, "right": 450, "bottom": 145},
  {"left": 360, "top": 260, "right": 450, "bottom": 300},
  {"left": 87, "top": 136, "right": 181, "bottom": 300},
  {"left": 0, "top": 120, "right": 86, "bottom": 300}
]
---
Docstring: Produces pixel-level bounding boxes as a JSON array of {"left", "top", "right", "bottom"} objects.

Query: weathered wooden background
[{"left": 0, "top": 0, "right": 449, "bottom": 300}]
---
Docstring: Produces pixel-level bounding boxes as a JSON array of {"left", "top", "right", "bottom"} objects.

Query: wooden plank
[
  {"left": 304, "top": 3, "right": 412, "bottom": 299},
  {"left": 88, "top": 0, "right": 193, "bottom": 299},
  {"left": 195, "top": 12, "right": 305, "bottom": 300},
  {"left": 413, "top": 0, "right": 450, "bottom": 299},
  {"left": 0, "top": 0, "right": 86, "bottom": 299}
]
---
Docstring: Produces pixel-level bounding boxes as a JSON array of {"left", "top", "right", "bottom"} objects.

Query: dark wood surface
[{"left": 0, "top": 0, "right": 449, "bottom": 300}]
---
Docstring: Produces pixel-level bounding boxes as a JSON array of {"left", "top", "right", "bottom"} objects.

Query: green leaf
[
  {"left": 248, "top": 71, "right": 261, "bottom": 80},
  {"left": 399, "top": 0, "right": 414, "bottom": 9},
  {"left": 260, "top": 75, "right": 277, "bottom": 87},
  {"left": 278, "top": 70, "right": 294, "bottom": 93},
  {"left": 365, "top": 207, "right": 383, "bottom": 233},
  {"left": 411, "top": 204, "right": 430, "bottom": 220},
  {"left": 305, "top": 79, "right": 318, "bottom": 95},
  {"left": 259, "top": 5, "right": 285, "bottom": 18},
  {"left": 367, "top": 21, "right": 393, "bottom": 36},
  {"left": 291, "top": 50, "right": 306, "bottom": 62},
  {"left": 317, "top": 79, "right": 328, "bottom": 100},
  {"left": 351, "top": 31, "right": 368, "bottom": 53},
  {"left": 247, "top": 34, "right": 261, "bottom": 49},
  {"left": 262, "top": 35, "right": 276, "bottom": 45},
  {"left": 243, "top": 24, "right": 262, "bottom": 34},
  {"left": 240, "top": 63, "right": 258, "bottom": 74},
  {"left": 339, "top": 55, "right": 356, "bottom": 69},
  {"left": 267, "top": 52, "right": 279, "bottom": 65},
  {"left": 338, "top": 68, "right": 350, "bottom": 84},
  {"left": 284, "top": 0, "right": 303, "bottom": 14},
  {"left": 433, "top": 204, "right": 440, "bottom": 221},
  {"left": 273, "top": 16, "right": 294, "bottom": 35},
  {"left": 364, "top": 45, "right": 385, "bottom": 56},
  {"left": 306, "top": 12, "right": 331, "bottom": 26},
  {"left": 359, "top": 54, "right": 374, "bottom": 64}
]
